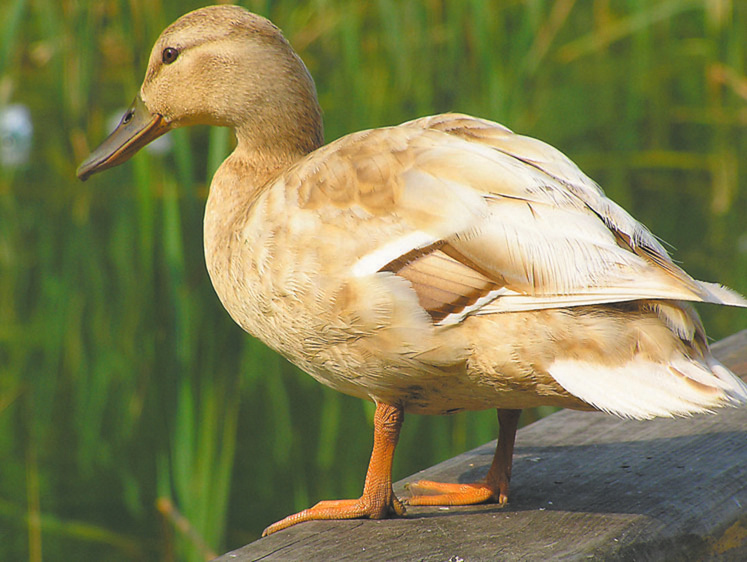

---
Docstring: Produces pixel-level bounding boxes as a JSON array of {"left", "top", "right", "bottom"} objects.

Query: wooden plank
[{"left": 216, "top": 330, "right": 747, "bottom": 561}]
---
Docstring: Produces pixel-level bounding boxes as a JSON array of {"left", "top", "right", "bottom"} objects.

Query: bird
[{"left": 77, "top": 5, "right": 747, "bottom": 537}]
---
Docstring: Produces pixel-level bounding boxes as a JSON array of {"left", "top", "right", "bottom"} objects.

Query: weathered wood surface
[{"left": 216, "top": 330, "right": 747, "bottom": 561}]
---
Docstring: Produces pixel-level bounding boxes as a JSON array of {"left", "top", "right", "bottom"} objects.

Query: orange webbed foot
[
  {"left": 405, "top": 479, "right": 507, "bottom": 506},
  {"left": 262, "top": 494, "right": 406, "bottom": 536},
  {"left": 262, "top": 402, "right": 406, "bottom": 536},
  {"left": 405, "top": 409, "right": 521, "bottom": 509}
]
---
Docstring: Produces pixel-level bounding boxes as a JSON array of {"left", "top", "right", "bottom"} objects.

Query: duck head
[{"left": 77, "top": 5, "right": 322, "bottom": 180}]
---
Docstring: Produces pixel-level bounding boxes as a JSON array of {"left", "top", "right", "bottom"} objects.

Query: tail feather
[
  {"left": 704, "top": 356, "right": 747, "bottom": 403},
  {"left": 548, "top": 355, "right": 747, "bottom": 420}
]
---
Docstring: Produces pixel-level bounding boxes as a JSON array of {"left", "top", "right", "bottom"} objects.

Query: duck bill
[{"left": 77, "top": 95, "right": 170, "bottom": 181}]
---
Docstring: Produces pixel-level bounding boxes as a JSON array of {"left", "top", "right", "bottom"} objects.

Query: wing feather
[
  {"left": 284, "top": 113, "right": 746, "bottom": 326},
  {"left": 382, "top": 248, "right": 503, "bottom": 323}
]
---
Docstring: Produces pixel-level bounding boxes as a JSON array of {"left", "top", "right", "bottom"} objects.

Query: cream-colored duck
[{"left": 78, "top": 5, "right": 747, "bottom": 536}]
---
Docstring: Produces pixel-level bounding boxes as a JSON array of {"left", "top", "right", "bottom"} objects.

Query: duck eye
[{"left": 162, "top": 47, "right": 179, "bottom": 64}]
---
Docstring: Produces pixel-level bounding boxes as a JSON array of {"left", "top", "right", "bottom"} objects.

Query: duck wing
[
  {"left": 260, "top": 113, "right": 747, "bottom": 417},
  {"left": 284, "top": 114, "right": 743, "bottom": 329}
]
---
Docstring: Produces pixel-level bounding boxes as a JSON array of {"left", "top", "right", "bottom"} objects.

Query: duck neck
[{"left": 203, "top": 119, "right": 322, "bottom": 283}]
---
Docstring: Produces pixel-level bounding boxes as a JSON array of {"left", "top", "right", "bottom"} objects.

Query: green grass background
[{"left": 1, "top": 0, "right": 745, "bottom": 560}]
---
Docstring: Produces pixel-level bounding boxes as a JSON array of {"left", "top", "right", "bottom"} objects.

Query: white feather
[
  {"left": 696, "top": 281, "right": 747, "bottom": 307},
  {"left": 436, "top": 287, "right": 510, "bottom": 326},
  {"left": 548, "top": 356, "right": 747, "bottom": 420},
  {"left": 351, "top": 230, "right": 435, "bottom": 277}
]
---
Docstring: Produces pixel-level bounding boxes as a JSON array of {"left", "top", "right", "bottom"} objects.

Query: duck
[{"left": 77, "top": 5, "right": 747, "bottom": 537}]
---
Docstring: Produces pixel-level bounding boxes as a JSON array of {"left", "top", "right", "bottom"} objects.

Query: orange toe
[
  {"left": 405, "top": 480, "right": 505, "bottom": 506},
  {"left": 262, "top": 495, "right": 406, "bottom": 536}
]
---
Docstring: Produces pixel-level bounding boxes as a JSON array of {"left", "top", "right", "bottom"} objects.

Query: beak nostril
[{"left": 76, "top": 94, "right": 169, "bottom": 180}]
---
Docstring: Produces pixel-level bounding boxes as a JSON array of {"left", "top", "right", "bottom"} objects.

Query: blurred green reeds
[{"left": 1, "top": 0, "right": 746, "bottom": 559}]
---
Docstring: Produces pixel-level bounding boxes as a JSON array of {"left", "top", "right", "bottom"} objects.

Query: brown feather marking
[
  {"left": 382, "top": 245, "right": 505, "bottom": 323},
  {"left": 611, "top": 230, "right": 701, "bottom": 296},
  {"left": 669, "top": 366, "right": 720, "bottom": 395}
]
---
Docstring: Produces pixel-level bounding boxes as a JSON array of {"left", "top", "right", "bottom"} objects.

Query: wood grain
[{"left": 216, "top": 330, "right": 747, "bottom": 561}]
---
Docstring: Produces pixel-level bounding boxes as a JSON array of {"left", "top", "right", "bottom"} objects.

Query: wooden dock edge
[{"left": 216, "top": 329, "right": 747, "bottom": 561}]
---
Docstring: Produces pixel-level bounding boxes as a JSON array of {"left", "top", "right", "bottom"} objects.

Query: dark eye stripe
[{"left": 162, "top": 47, "right": 179, "bottom": 64}]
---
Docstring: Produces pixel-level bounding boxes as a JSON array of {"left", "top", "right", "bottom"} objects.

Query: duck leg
[
  {"left": 262, "top": 401, "right": 406, "bottom": 536},
  {"left": 406, "top": 408, "right": 521, "bottom": 506}
]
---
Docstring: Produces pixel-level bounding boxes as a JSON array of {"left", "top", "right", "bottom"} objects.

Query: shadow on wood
[{"left": 216, "top": 330, "right": 747, "bottom": 561}]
